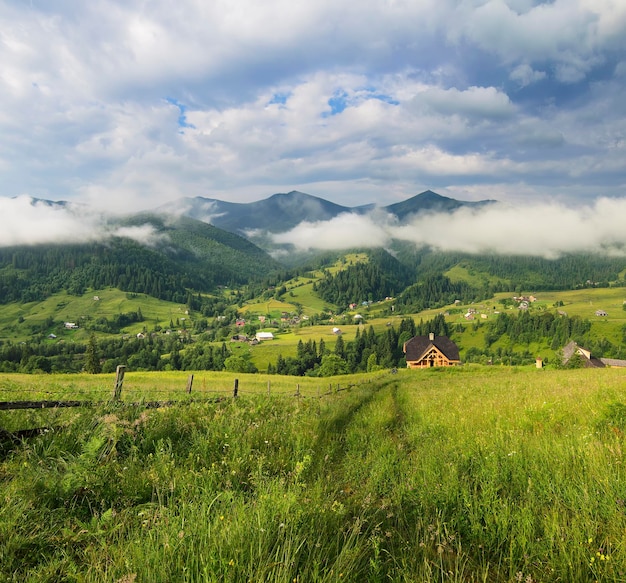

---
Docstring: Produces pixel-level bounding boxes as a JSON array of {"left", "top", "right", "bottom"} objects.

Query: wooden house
[{"left": 403, "top": 333, "right": 460, "bottom": 368}]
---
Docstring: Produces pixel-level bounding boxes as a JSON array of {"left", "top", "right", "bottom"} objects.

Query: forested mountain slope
[{"left": 0, "top": 215, "right": 281, "bottom": 304}]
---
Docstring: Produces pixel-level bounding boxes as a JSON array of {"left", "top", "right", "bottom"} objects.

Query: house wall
[
  {"left": 406, "top": 357, "right": 454, "bottom": 368},
  {"left": 406, "top": 347, "right": 456, "bottom": 368}
]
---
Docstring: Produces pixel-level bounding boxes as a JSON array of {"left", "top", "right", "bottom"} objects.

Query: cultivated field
[{"left": 2, "top": 367, "right": 626, "bottom": 581}]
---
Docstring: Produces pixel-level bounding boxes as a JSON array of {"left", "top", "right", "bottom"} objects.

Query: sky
[{"left": 1, "top": 0, "right": 626, "bottom": 255}]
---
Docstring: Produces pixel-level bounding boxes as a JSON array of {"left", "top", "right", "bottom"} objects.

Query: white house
[{"left": 256, "top": 331, "right": 275, "bottom": 341}]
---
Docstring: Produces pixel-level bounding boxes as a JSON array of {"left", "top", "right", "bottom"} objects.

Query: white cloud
[
  {"left": 509, "top": 64, "right": 546, "bottom": 87},
  {"left": 0, "top": 0, "right": 625, "bottom": 209},
  {"left": 450, "top": 0, "right": 626, "bottom": 71},
  {"left": 413, "top": 86, "right": 515, "bottom": 119},
  {"left": 271, "top": 197, "right": 626, "bottom": 258},
  {"left": 271, "top": 213, "right": 391, "bottom": 251},
  {"left": 0, "top": 196, "right": 163, "bottom": 247}
]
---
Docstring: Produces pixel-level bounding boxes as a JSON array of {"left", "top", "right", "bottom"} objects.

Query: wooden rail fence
[{"left": 1, "top": 366, "right": 358, "bottom": 417}]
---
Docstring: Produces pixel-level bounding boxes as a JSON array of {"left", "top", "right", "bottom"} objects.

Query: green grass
[
  {"left": 445, "top": 263, "right": 508, "bottom": 287},
  {"left": 0, "top": 369, "right": 375, "bottom": 402},
  {"left": 3, "top": 367, "right": 626, "bottom": 581},
  {"left": 0, "top": 288, "right": 192, "bottom": 343},
  {"left": 284, "top": 282, "right": 334, "bottom": 314}
]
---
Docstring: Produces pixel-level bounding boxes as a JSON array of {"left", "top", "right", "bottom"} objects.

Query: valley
[{"left": 2, "top": 192, "right": 626, "bottom": 581}]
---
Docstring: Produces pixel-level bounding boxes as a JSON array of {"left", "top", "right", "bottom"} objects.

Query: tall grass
[{"left": 2, "top": 368, "right": 626, "bottom": 581}]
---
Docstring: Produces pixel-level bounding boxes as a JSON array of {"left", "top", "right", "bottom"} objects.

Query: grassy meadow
[
  {"left": 3, "top": 367, "right": 626, "bottom": 581},
  {"left": 0, "top": 288, "right": 192, "bottom": 343}
]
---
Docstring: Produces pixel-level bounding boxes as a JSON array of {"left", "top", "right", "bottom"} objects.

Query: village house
[
  {"left": 562, "top": 341, "right": 626, "bottom": 368},
  {"left": 403, "top": 333, "right": 461, "bottom": 368}
]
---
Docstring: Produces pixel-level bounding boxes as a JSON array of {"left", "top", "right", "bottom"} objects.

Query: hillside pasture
[
  {"left": 3, "top": 367, "right": 626, "bottom": 581},
  {"left": 0, "top": 288, "right": 192, "bottom": 343},
  {"left": 246, "top": 325, "right": 363, "bottom": 370}
]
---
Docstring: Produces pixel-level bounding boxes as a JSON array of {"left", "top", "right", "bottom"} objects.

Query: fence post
[
  {"left": 296, "top": 383, "right": 300, "bottom": 398},
  {"left": 233, "top": 378, "right": 239, "bottom": 398},
  {"left": 186, "top": 374, "right": 194, "bottom": 394},
  {"left": 267, "top": 380, "right": 271, "bottom": 397},
  {"left": 113, "top": 365, "right": 126, "bottom": 401}
]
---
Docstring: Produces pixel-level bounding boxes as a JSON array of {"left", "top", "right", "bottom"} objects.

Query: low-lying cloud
[
  {"left": 270, "top": 197, "right": 626, "bottom": 259},
  {"left": 0, "top": 196, "right": 164, "bottom": 247},
  {"left": 4, "top": 195, "right": 626, "bottom": 261}
]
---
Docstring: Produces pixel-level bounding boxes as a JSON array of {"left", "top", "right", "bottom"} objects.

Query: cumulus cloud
[
  {"left": 413, "top": 86, "right": 515, "bottom": 119},
  {"left": 510, "top": 64, "right": 546, "bottom": 87},
  {"left": 270, "top": 197, "right": 626, "bottom": 259},
  {"left": 0, "top": 0, "right": 625, "bottom": 209},
  {"left": 0, "top": 196, "right": 164, "bottom": 247}
]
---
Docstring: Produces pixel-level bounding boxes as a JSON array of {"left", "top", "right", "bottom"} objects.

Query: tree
[
  {"left": 317, "top": 354, "right": 349, "bottom": 377},
  {"left": 85, "top": 333, "right": 101, "bottom": 374},
  {"left": 224, "top": 355, "right": 257, "bottom": 373},
  {"left": 334, "top": 334, "right": 346, "bottom": 359},
  {"left": 366, "top": 353, "right": 381, "bottom": 372}
]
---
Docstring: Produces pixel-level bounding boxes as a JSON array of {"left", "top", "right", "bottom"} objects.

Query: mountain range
[
  {"left": 1, "top": 190, "right": 625, "bottom": 329},
  {"left": 159, "top": 190, "right": 496, "bottom": 237}
]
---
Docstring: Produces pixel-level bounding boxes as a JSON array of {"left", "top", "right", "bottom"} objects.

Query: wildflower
[{"left": 228, "top": 559, "right": 235, "bottom": 567}]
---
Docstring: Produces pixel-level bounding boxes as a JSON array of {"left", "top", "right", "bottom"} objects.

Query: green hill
[{"left": 0, "top": 214, "right": 281, "bottom": 306}]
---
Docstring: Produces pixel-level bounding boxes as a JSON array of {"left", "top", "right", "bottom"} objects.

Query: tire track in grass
[
  {"left": 307, "top": 379, "right": 386, "bottom": 479},
  {"left": 305, "top": 377, "right": 410, "bottom": 501}
]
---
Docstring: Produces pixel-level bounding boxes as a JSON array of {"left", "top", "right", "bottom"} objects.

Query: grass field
[
  {"left": 3, "top": 367, "right": 626, "bottom": 581},
  {"left": 0, "top": 288, "right": 191, "bottom": 343}
]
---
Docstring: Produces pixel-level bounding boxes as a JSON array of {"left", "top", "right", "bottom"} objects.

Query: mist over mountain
[
  {"left": 4, "top": 190, "right": 626, "bottom": 262},
  {"left": 0, "top": 209, "right": 281, "bottom": 304},
  {"left": 383, "top": 190, "right": 495, "bottom": 221},
  {"left": 158, "top": 191, "right": 358, "bottom": 235},
  {"left": 161, "top": 189, "right": 495, "bottom": 236}
]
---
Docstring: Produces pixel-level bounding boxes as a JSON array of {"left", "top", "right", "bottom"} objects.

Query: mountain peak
[
  {"left": 383, "top": 190, "right": 494, "bottom": 220},
  {"left": 166, "top": 188, "right": 497, "bottom": 238}
]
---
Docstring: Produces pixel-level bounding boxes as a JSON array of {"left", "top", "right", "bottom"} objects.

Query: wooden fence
[{"left": 1, "top": 366, "right": 357, "bottom": 412}]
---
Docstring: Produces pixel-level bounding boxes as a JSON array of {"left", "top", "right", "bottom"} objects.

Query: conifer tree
[{"left": 85, "top": 333, "right": 101, "bottom": 374}]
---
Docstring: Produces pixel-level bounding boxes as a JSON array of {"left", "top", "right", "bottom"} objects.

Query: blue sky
[{"left": 1, "top": 0, "right": 625, "bottom": 213}]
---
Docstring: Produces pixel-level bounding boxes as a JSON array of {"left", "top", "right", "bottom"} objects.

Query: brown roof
[{"left": 403, "top": 334, "right": 460, "bottom": 362}]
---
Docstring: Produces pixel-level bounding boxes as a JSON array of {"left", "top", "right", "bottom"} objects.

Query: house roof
[
  {"left": 562, "top": 340, "right": 605, "bottom": 368},
  {"left": 600, "top": 358, "right": 626, "bottom": 368},
  {"left": 403, "top": 334, "right": 460, "bottom": 362}
]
